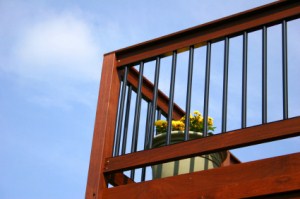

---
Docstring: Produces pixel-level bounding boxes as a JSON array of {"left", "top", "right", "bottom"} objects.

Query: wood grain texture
[
  {"left": 104, "top": 117, "right": 300, "bottom": 173},
  {"left": 112, "top": 0, "right": 300, "bottom": 67},
  {"left": 103, "top": 153, "right": 300, "bottom": 199},
  {"left": 85, "top": 53, "right": 120, "bottom": 199}
]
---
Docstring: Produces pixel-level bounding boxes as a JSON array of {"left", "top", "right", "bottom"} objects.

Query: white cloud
[
  {"left": 0, "top": 4, "right": 104, "bottom": 109},
  {"left": 12, "top": 12, "right": 101, "bottom": 82}
]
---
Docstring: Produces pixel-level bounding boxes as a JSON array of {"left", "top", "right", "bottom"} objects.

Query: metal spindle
[
  {"left": 184, "top": 46, "right": 194, "bottom": 141},
  {"left": 145, "top": 102, "right": 153, "bottom": 149},
  {"left": 167, "top": 51, "right": 177, "bottom": 145},
  {"left": 148, "top": 57, "right": 161, "bottom": 149},
  {"left": 121, "top": 85, "right": 132, "bottom": 155},
  {"left": 203, "top": 42, "right": 212, "bottom": 137},
  {"left": 282, "top": 20, "right": 288, "bottom": 119},
  {"left": 114, "top": 67, "right": 128, "bottom": 156},
  {"left": 130, "top": 62, "right": 144, "bottom": 179},
  {"left": 262, "top": 26, "right": 268, "bottom": 124},
  {"left": 131, "top": 62, "right": 144, "bottom": 152},
  {"left": 157, "top": 109, "right": 161, "bottom": 120},
  {"left": 141, "top": 102, "right": 152, "bottom": 181},
  {"left": 242, "top": 32, "right": 248, "bottom": 128},
  {"left": 222, "top": 37, "right": 229, "bottom": 133}
]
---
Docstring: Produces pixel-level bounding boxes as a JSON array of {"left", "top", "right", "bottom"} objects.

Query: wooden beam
[
  {"left": 85, "top": 53, "right": 120, "bottom": 199},
  {"left": 221, "top": 151, "right": 241, "bottom": 166},
  {"left": 104, "top": 117, "right": 300, "bottom": 173},
  {"left": 112, "top": 0, "right": 300, "bottom": 67},
  {"left": 106, "top": 172, "right": 135, "bottom": 187},
  {"left": 104, "top": 153, "right": 300, "bottom": 199},
  {"left": 103, "top": 153, "right": 300, "bottom": 198},
  {"left": 125, "top": 67, "right": 185, "bottom": 120}
]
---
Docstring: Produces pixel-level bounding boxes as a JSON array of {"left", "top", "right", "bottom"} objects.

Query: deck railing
[{"left": 86, "top": 1, "right": 300, "bottom": 198}]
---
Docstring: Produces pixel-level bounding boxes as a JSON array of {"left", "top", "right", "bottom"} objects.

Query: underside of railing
[{"left": 86, "top": 1, "right": 300, "bottom": 198}]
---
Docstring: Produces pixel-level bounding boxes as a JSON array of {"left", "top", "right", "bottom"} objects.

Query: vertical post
[
  {"left": 262, "top": 26, "right": 268, "bottom": 124},
  {"left": 184, "top": 46, "right": 194, "bottom": 141},
  {"left": 149, "top": 57, "right": 161, "bottom": 148},
  {"left": 121, "top": 85, "right": 132, "bottom": 155},
  {"left": 222, "top": 37, "right": 229, "bottom": 133},
  {"left": 131, "top": 61, "right": 144, "bottom": 179},
  {"left": 242, "top": 32, "right": 248, "bottom": 128},
  {"left": 131, "top": 62, "right": 144, "bottom": 153},
  {"left": 86, "top": 53, "right": 120, "bottom": 199},
  {"left": 282, "top": 20, "right": 288, "bottom": 119},
  {"left": 167, "top": 51, "right": 177, "bottom": 144},
  {"left": 141, "top": 102, "right": 152, "bottom": 182},
  {"left": 203, "top": 42, "right": 212, "bottom": 137},
  {"left": 114, "top": 67, "right": 128, "bottom": 156},
  {"left": 157, "top": 109, "right": 162, "bottom": 120}
]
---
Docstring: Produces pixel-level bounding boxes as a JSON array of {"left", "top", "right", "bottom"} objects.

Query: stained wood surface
[
  {"left": 85, "top": 53, "right": 120, "bottom": 199},
  {"left": 106, "top": 172, "right": 135, "bottom": 186},
  {"left": 103, "top": 153, "right": 300, "bottom": 199},
  {"left": 104, "top": 117, "right": 300, "bottom": 173}
]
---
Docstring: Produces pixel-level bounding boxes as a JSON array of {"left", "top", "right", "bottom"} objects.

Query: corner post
[{"left": 86, "top": 53, "right": 120, "bottom": 199}]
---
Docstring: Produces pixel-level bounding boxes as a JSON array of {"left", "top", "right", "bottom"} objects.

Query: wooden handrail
[
  {"left": 104, "top": 117, "right": 300, "bottom": 173},
  {"left": 110, "top": 0, "right": 300, "bottom": 67}
]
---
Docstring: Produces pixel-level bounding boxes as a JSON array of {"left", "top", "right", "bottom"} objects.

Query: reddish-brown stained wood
[
  {"left": 104, "top": 117, "right": 300, "bottom": 173},
  {"left": 126, "top": 67, "right": 185, "bottom": 120},
  {"left": 103, "top": 153, "right": 300, "bottom": 199},
  {"left": 111, "top": 0, "right": 300, "bottom": 67},
  {"left": 85, "top": 53, "right": 120, "bottom": 199},
  {"left": 221, "top": 151, "right": 241, "bottom": 166},
  {"left": 106, "top": 172, "right": 135, "bottom": 186}
]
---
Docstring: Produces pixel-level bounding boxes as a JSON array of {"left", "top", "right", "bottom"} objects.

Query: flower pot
[{"left": 151, "top": 131, "right": 227, "bottom": 179}]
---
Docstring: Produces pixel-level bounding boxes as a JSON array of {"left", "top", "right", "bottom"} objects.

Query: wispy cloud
[
  {"left": 12, "top": 12, "right": 101, "bottom": 82},
  {"left": 0, "top": 2, "right": 103, "bottom": 109}
]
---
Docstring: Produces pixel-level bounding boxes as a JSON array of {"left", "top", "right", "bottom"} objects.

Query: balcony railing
[{"left": 86, "top": 1, "right": 300, "bottom": 198}]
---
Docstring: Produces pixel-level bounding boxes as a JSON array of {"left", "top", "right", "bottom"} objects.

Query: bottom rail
[{"left": 103, "top": 152, "right": 300, "bottom": 199}]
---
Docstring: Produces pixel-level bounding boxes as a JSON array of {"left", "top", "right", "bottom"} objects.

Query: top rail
[{"left": 109, "top": 0, "right": 300, "bottom": 67}]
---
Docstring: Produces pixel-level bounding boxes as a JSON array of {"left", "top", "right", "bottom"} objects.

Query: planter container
[{"left": 151, "top": 131, "right": 227, "bottom": 179}]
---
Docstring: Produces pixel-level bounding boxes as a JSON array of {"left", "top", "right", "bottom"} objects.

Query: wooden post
[{"left": 85, "top": 53, "right": 120, "bottom": 199}]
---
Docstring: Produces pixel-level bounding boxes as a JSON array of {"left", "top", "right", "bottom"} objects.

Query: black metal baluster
[
  {"left": 242, "top": 32, "right": 248, "bottom": 128},
  {"left": 157, "top": 109, "right": 161, "bottom": 121},
  {"left": 130, "top": 62, "right": 144, "bottom": 179},
  {"left": 167, "top": 51, "right": 177, "bottom": 145},
  {"left": 121, "top": 85, "right": 132, "bottom": 155},
  {"left": 262, "top": 26, "right": 268, "bottom": 124},
  {"left": 222, "top": 37, "right": 229, "bottom": 133},
  {"left": 184, "top": 46, "right": 194, "bottom": 141},
  {"left": 141, "top": 102, "right": 152, "bottom": 182},
  {"left": 145, "top": 102, "right": 152, "bottom": 149},
  {"left": 148, "top": 57, "right": 161, "bottom": 149},
  {"left": 203, "top": 42, "right": 211, "bottom": 137},
  {"left": 114, "top": 67, "right": 128, "bottom": 157},
  {"left": 282, "top": 20, "right": 288, "bottom": 119}
]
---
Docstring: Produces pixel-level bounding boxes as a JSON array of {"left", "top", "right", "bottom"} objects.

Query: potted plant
[{"left": 152, "top": 111, "right": 227, "bottom": 179}]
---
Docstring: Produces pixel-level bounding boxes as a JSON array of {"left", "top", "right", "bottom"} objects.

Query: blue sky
[{"left": 1, "top": 0, "right": 299, "bottom": 198}]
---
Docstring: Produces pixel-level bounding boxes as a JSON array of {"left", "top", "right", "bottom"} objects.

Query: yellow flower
[
  {"left": 208, "top": 117, "right": 213, "bottom": 126},
  {"left": 154, "top": 120, "right": 167, "bottom": 127},
  {"left": 180, "top": 116, "right": 185, "bottom": 122},
  {"left": 193, "top": 110, "right": 201, "bottom": 116},
  {"left": 155, "top": 110, "right": 215, "bottom": 134},
  {"left": 197, "top": 116, "right": 203, "bottom": 123}
]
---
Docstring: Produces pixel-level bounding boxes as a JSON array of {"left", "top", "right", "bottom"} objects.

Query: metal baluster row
[{"left": 112, "top": 19, "right": 291, "bottom": 183}]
